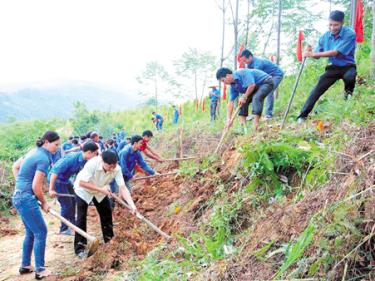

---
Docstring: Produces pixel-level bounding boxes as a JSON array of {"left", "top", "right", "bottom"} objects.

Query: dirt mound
[
  {"left": 0, "top": 216, "right": 18, "bottom": 236},
  {"left": 221, "top": 122, "right": 375, "bottom": 280}
]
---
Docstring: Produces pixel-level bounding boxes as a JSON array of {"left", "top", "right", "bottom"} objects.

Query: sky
[
  {"left": 0, "top": 0, "right": 341, "bottom": 94},
  {"left": 0, "top": 0, "right": 223, "bottom": 92}
]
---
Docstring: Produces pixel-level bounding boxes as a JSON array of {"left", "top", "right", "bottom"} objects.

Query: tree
[
  {"left": 137, "top": 61, "right": 173, "bottom": 111},
  {"left": 174, "top": 48, "right": 217, "bottom": 107},
  {"left": 71, "top": 101, "right": 100, "bottom": 135},
  {"left": 371, "top": 0, "right": 375, "bottom": 79}
]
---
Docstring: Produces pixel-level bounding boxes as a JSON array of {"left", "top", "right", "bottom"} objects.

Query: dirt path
[{"left": 0, "top": 204, "right": 101, "bottom": 281}]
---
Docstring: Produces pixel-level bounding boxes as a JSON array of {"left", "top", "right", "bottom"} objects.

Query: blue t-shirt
[
  {"left": 173, "top": 109, "right": 179, "bottom": 119},
  {"left": 15, "top": 147, "right": 52, "bottom": 194},
  {"left": 155, "top": 114, "right": 164, "bottom": 122},
  {"left": 62, "top": 141, "right": 73, "bottom": 152},
  {"left": 210, "top": 89, "right": 221, "bottom": 102},
  {"left": 51, "top": 148, "right": 62, "bottom": 165},
  {"left": 230, "top": 69, "right": 271, "bottom": 101},
  {"left": 315, "top": 26, "right": 356, "bottom": 66},
  {"left": 118, "top": 144, "right": 155, "bottom": 181},
  {"left": 247, "top": 56, "right": 284, "bottom": 77},
  {"left": 50, "top": 151, "right": 86, "bottom": 183}
]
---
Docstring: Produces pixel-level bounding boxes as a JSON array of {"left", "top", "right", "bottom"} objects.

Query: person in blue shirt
[
  {"left": 48, "top": 141, "right": 99, "bottom": 235},
  {"left": 239, "top": 49, "right": 284, "bottom": 119},
  {"left": 118, "top": 129, "right": 126, "bottom": 142},
  {"left": 172, "top": 105, "right": 179, "bottom": 124},
  {"left": 118, "top": 135, "right": 156, "bottom": 192},
  {"left": 12, "top": 131, "right": 60, "bottom": 280},
  {"left": 152, "top": 112, "right": 164, "bottom": 131},
  {"left": 116, "top": 137, "right": 131, "bottom": 153},
  {"left": 298, "top": 10, "right": 357, "bottom": 123},
  {"left": 61, "top": 137, "right": 74, "bottom": 155},
  {"left": 209, "top": 86, "right": 221, "bottom": 122},
  {"left": 216, "top": 67, "right": 274, "bottom": 133}
]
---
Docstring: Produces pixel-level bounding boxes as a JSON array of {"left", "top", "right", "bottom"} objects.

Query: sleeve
[
  {"left": 78, "top": 159, "right": 96, "bottom": 182},
  {"left": 335, "top": 32, "right": 356, "bottom": 56},
  {"left": 137, "top": 152, "right": 155, "bottom": 175},
  {"left": 230, "top": 85, "right": 239, "bottom": 102},
  {"left": 242, "top": 72, "right": 255, "bottom": 88},
  {"left": 114, "top": 167, "right": 125, "bottom": 186},
  {"left": 36, "top": 157, "right": 50, "bottom": 175},
  {"left": 119, "top": 150, "right": 133, "bottom": 180},
  {"left": 51, "top": 156, "right": 69, "bottom": 175},
  {"left": 315, "top": 35, "right": 325, "bottom": 53}
]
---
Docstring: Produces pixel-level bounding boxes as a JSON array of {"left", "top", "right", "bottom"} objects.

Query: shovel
[
  {"left": 40, "top": 203, "right": 100, "bottom": 256},
  {"left": 214, "top": 106, "right": 241, "bottom": 154},
  {"left": 110, "top": 193, "right": 172, "bottom": 240},
  {"left": 132, "top": 171, "right": 177, "bottom": 182}
]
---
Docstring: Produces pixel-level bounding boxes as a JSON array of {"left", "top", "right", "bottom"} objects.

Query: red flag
[
  {"left": 222, "top": 83, "right": 227, "bottom": 101},
  {"left": 236, "top": 43, "right": 246, "bottom": 68},
  {"left": 201, "top": 98, "right": 205, "bottom": 112},
  {"left": 195, "top": 99, "right": 199, "bottom": 111},
  {"left": 179, "top": 104, "right": 182, "bottom": 115},
  {"left": 355, "top": 0, "right": 364, "bottom": 43},
  {"left": 296, "top": 30, "right": 304, "bottom": 62}
]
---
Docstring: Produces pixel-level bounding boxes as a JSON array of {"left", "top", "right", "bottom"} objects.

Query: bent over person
[{"left": 73, "top": 150, "right": 137, "bottom": 258}]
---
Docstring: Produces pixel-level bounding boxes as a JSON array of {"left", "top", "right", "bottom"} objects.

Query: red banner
[
  {"left": 222, "top": 83, "right": 227, "bottom": 101},
  {"left": 296, "top": 30, "right": 304, "bottom": 62},
  {"left": 355, "top": 0, "right": 364, "bottom": 43},
  {"left": 236, "top": 43, "right": 245, "bottom": 68}
]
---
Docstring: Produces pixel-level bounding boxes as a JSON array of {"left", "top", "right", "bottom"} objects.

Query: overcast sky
[
  {"left": 0, "top": 0, "right": 224, "bottom": 92},
  {"left": 0, "top": 0, "right": 340, "bottom": 93}
]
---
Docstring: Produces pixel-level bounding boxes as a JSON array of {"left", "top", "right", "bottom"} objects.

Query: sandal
[
  {"left": 35, "top": 269, "right": 51, "bottom": 280},
  {"left": 19, "top": 266, "right": 34, "bottom": 274}
]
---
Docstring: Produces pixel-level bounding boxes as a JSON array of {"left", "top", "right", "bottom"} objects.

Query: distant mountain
[{"left": 0, "top": 81, "right": 140, "bottom": 123}]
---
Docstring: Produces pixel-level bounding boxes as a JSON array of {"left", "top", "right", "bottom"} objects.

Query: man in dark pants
[
  {"left": 49, "top": 141, "right": 99, "bottom": 235},
  {"left": 73, "top": 150, "right": 137, "bottom": 258},
  {"left": 209, "top": 86, "right": 220, "bottom": 122},
  {"left": 298, "top": 10, "right": 357, "bottom": 123}
]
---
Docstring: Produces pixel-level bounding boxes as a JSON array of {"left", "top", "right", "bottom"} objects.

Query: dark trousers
[
  {"left": 74, "top": 195, "right": 114, "bottom": 254},
  {"left": 210, "top": 101, "right": 218, "bottom": 121},
  {"left": 299, "top": 64, "right": 357, "bottom": 118},
  {"left": 55, "top": 181, "right": 75, "bottom": 232}
]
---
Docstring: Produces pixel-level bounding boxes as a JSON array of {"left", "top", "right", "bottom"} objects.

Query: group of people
[
  {"left": 11, "top": 9, "right": 359, "bottom": 280},
  {"left": 215, "top": 10, "right": 357, "bottom": 133},
  {"left": 11, "top": 128, "right": 164, "bottom": 279}
]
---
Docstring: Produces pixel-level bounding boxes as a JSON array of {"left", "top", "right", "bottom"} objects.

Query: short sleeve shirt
[
  {"left": 15, "top": 147, "right": 52, "bottom": 194},
  {"left": 74, "top": 156, "right": 125, "bottom": 204},
  {"left": 315, "top": 26, "right": 356, "bottom": 66}
]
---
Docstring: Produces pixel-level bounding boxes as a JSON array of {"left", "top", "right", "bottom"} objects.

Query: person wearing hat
[
  {"left": 209, "top": 86, "right": 221, "bottom": 122},
  {"left": 239, "top": 50, "right": 284, "bottom": 119},
  {"left": 297, "top": 10, "right": 357, "bottom": 123}
]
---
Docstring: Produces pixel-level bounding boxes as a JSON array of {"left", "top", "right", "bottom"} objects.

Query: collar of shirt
[{"left": 330, "top": 27, "right": 344, "bottom": 39}]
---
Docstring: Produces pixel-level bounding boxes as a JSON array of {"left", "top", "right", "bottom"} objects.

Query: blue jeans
[
  {"left": 55, "top": 180, "right": 76, "bottom": 232},
  {"left": 156, "top": 120, "right": 163, "bottom": 130},
  {"left": 264, "top": 75, "right": 284, "bottom": 117},
  {"left": 12, "top": 192, "right": 47, "bottom": 273}
]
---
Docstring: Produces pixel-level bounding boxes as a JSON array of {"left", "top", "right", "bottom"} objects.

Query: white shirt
[{"left": 74, "top": 156, "right": 125, "bottom": 204}]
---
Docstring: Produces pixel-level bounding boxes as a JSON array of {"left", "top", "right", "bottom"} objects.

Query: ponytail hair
[{"left": 36, "top": 131, "right": 60, "bottom": 147}]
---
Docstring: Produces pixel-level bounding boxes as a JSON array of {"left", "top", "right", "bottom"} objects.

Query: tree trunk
[
  {"left": 154, "top": 78, "right": 158, "bottom": 112},
  {"left": 234, "top": 0, "right": 239, "bottom": 70},
  {"left": 218, "top": 0, "right": 226, "bottom": 116},
  {"left": 194, "top": 72, "right": 198, "bottom": 110},
  {"left": 275, "top": 0, "right": 282, "bottom": 99},
  {"left": 371, "top": 0, "right": 375, "bottom": 79}
]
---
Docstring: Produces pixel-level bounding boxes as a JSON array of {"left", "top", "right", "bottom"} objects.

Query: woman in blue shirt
[{"left": 12, "top": 131, "right": 60, "bottom": 280}]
